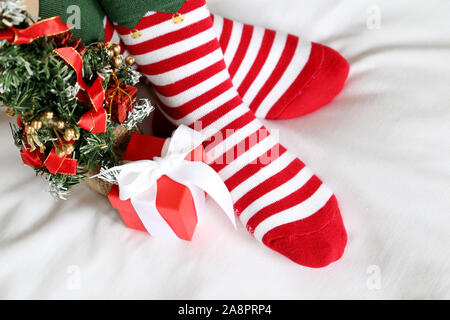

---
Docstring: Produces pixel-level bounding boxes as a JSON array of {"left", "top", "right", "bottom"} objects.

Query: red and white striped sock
[
  {"left": 104, "top": 0, "right": 347, "bottom": 267},
  {"left": 105, "top": 13, "right": 349, "bottom": 120},
  {"left": 212, "top": 15, "right": 350, "bottom": 120}
]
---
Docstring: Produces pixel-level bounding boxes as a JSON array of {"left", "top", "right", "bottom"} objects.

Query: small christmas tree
[{"left": 0, "top": 1, "right": 153, "bottom": 199}]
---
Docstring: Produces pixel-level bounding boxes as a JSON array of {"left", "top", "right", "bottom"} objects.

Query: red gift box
[
  {"left": 104, "top": 83, "right": 138, "bottom": 124},
  {"left": 108, "top": 133, "right": 204, "bottom": 241}
]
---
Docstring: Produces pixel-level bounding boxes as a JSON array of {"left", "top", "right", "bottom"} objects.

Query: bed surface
[{"left": 0, "top": 0, "right": 449, "bottom": 299}]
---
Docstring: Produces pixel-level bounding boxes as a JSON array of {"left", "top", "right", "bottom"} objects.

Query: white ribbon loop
[
  {"left": 96, "top": 125, "right": 236, "bottom": 238},
  {"left": 115, "top": 160, "right": 159, "bottom": 200}
]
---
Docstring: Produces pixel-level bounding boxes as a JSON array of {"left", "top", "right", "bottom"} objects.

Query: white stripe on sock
[
  {"left": 206, "top": 119, "right": 262, "bottom": 163},
  {"left": 231, "top": 151, "right": 296, "bottom": 201},
  {"left": 119, "top": 6, "right": 209, "bottom": 46},
  {"left": 239, "top": 166, "right": 314, "bottom": 228},
  {"left": 217, "top": 135, "right": 277, "bottom": 181},
  {"left": 154, "top": 68, "right": 230, "bottom": 106},
  {"left": 255, "top": 38, "right": 312, "bottom": 118},
  {"left": 155, "top": 101, "right": 247, "bottom": 137},
  {"left": 134, "top": 29, "right": 217, "bottom": 65},
  {"left": 223, "top": 19, "right": 243, "bottom": 67},
  {"left": 149, "top": 48, "right": 224, "bottom": 86},
  {"left": 243, "top": 32, "right": 287, "bottom": 103},
  {"left": 231, "top": 25, "right": 265, "bottom": 85},
  {"left": 253, "top": 184, "right": 333, "bottom": 242},
  {"left": 212, "top": 14, "right": 224, "bottom": 39},
  {"left": 159, "top": 87, "right": 239, "bottom": 125},
  {"left": 201, "top": 103, "right": 249, "bottom": 140}
]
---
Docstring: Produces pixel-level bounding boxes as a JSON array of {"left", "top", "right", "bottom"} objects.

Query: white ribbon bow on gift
[{"left": 96, "top": 125, "right": 236, "bottom": 239}]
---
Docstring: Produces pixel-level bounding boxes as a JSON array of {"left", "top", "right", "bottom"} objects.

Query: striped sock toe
[
  {"left": 212, "top": 15, "right": 349, "bottom": 120},
  {"left": 266, "top": 44, "right": 350, "bottom": 120},
  {"left": 262, "top": 196, "right": 347, "bottom": 268}
]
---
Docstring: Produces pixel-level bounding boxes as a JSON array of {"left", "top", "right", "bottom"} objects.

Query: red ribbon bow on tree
[
  {"left": 18, "top": 118, "right": 78, "bottom": 175},
  {"left": 21, "top": 146, "right": 77, "bottom": 175},
  {"left": 0, "top": 16, "right": 70, "bottom": 44},
  {"left": 54, "top": 47, "right": 107, "bottom": 134}
]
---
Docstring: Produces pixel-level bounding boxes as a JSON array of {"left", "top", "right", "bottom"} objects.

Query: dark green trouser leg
[
  {"left": 39, "top": 0, "right": 106, "bottom": 44},
  {"left": 97, "top": 0, "right": 186, "bottom": 29}
]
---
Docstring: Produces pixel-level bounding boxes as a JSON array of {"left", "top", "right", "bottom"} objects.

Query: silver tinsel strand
[
  {"left": 123, "top": 99, "right": 154, "bottom": 130},
  {"left": 94, "top": 167, "right": 121, "bottom": 185},
  {"left": 66, "top": 83, "right": 81, "bottom": 101},
  {"left": 128, "top": 68, "right": 142, "bottom": 86},
  {"left": 48, "top": 179, "right": 71, "bottom": 200},
  {"left": 0, "top": 0, "right": 29, "bottom": 27}
]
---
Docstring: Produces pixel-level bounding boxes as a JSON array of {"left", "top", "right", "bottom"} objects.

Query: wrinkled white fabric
[{"left": 0, "top": 0, "right": 449, "bottom": 299}]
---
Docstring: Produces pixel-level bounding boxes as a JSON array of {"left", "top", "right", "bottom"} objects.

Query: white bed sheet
[{"left": 0, "top": 0, "right": 449, "bottom": 299}]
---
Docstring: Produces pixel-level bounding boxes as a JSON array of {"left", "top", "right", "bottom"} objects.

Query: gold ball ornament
[
  {"left": 62, "top": 143, "right": 75, "bottom": 155},
  {"left": 31, "top": 120, "right": 42, "bottom": 130},
  {"left": 112, "top": 56, "right": 123, "bottom": 68},
  {"left": 64, "top": 128, "right": 76, "bottom": 141},
  {"left": 25, "top": 125, "right": 35, "bottom": 135},
  {"left": 74, "top": 131, "right": 81, "bottom": 141},
  {"left": 42, "top": 111, "right": 54, "bottom": 120},
  {"left": 125, "top": 56, "right": 136, "bottom": 66},
  {"left": 97, "top": 41, "right": 105, "bottom": 48},
  {"left": 55, "top": 146, "right": 66, "bottom": 158},
  {"left": 107, "top": 48, "right": 115, "bottom": 58},
  {"left": 55, "top": 120, "right": 65, "bottom": 130},
  {"left": 112, "top": 44, "right": 122, "bottom": 56}
]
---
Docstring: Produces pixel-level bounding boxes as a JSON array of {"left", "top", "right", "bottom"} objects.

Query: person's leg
[{"left": 100, "top": 0, "right": 347, "bottom": 267}]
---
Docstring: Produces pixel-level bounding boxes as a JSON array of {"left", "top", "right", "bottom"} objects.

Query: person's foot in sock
[
  {"left": 100, "top": 0, "right": 347, "bottom": 268},
  {"left": 212, "top": 15, "right": 349, "bottom": 119}
]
